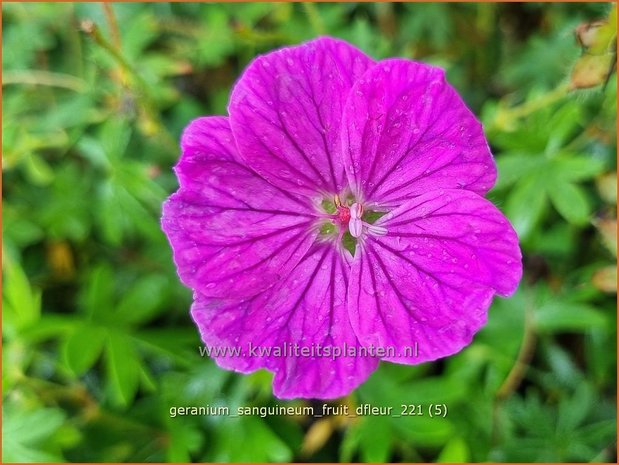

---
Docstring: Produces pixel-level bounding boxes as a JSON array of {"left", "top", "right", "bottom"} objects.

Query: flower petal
[
  {"left": 348, "top": 189, "right": 522, "bottom": 364},
  {"left": 178, "top": 116, "right": 238, "bottom": 168},
  {"left": 229, "top": 37, "right": 375, "bottom": 196},
  {"left": 342, "top": 59, "right": 496, "bottom": 208},
  {"left": 191, "top": 242, "right": 379, "bottom": 399},
  {"left": 162, "top": 116, "right": 318, "bottom": 299}
]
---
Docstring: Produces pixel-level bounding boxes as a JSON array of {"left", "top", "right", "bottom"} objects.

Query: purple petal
[
  {"left": 178, "top": 116, "right": 238, "bottom": 167},
  {"left": 191, "top": 242, "right": 379, "bottom": 399},
  {"left": 348, "top": 189, "right": 522, "bottom": 364},
  {"left": 229, "top": 37, "right": 375, "bottom": 196},
  {"left": 162, "top": 116, "right": 318, "bottom": 299},
  {"left": 342, "top": 59, "right": 496, "bottom": 208}
]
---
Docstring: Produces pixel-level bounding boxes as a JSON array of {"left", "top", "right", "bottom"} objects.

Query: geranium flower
[{"left": 162, "top": 37, "right": 522, "bottom": 399}]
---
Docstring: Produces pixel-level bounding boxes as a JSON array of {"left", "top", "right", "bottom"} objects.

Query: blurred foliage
[{"left": 2, "top": 2, "right": 617, "bottom": 463}]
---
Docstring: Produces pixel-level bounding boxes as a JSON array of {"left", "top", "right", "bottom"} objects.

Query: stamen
[
  {"left": 326, "top": 197, "right": 388, "bottom": 240},
  {"left": 366, "top": 224, "right": 387, "bottom": 236},
  {"left": 349, "top": 203, "right": 363, "bottom": 238}
]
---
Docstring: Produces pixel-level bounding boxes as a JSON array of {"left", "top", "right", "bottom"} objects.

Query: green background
[{"left": 2, "top": 2, "right": 617, "bottom": 463}]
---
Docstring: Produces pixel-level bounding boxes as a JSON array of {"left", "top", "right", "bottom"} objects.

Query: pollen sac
[{"left": 349, "top": 203, "right": 363, "bottom": 238}]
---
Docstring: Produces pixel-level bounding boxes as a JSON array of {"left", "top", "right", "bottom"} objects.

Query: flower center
[
  {"left": 320, "top": 195, "right": 387, "bottom": 244},
  {"left": 337, "top": 204, "right": 351, "bottom": 223},
  {"left": 335, "top": 202, "right": 364, "bottom": 237}
]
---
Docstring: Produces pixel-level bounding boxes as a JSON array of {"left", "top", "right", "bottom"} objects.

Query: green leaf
[
  {"left": 579, "top": 419, "right": 618, "bottom": 448},
  {"left": 98, "top": 180, "right": 126, "bottom": 245},
  {"left": 2, "top": 261, "right": 41, "bottom": 336},
  {"left": 24, "top": 153, "right": 55, "bottom": 186},
  {"left": 166, "top": 421, "right": 203, "bottom": 463},
  {"left": 401, "top": 3, "right": 453, "bottom": 48},
  {"left": 340, "top": 423, "right": 362, "bottom": 462},
  {"left": 395, "top": 415, "right": 454, "bottom": 446},
  {"left": 359, "top": 415, "right": 392, "bottom": 462},
  {"left": 22, "top": 313, "right": 76, "bottom": 343},
  {"left": 476, "top": 288, "right": 526, "bottom": 390},
  {"left": 500, "top": 22, "right": 580, "bottom": 90},
  {"left": 505, "top": 174, "right": 548, "bottom": 238},
  {"left": 2, "top": 404, "right": 66, "bottom": 463},
  {"left": 76, "top": 136, "right": 111, "bottom": 170},
  {"left": 548, "top": 181, "right": 591, "bottom": 225},
  {"left": 115, "top": 275, "right": 167, "bottom": 325},
  {"left": 545, "top": 101, "right": 583, "bottom": 153},
  {"left": 209, "top": 417, "right": 292, "bottom": 462},
  {"left": 407, "top": 377, "right": 468, "bottom": 404},
  {"left": 551, "top": 154, "right": 606, "bottom": 182},
  {"left": 38, "top": 162, "right": 92, "bottom": 241},
  {"left": 63, "top": 324, "right": 107, "bottom": 375},
  {"left": 195, "top": 7, "right": 235, "bottom": 66},
  {"left": 2, "top": 206, "right": 44, "bottom": 249},
  {"left": 534, "top": 302, "right": 608, "bottom": 333},
  {"left": 437, "top": 437, "right": 470, "bottom": 463},
  {"left": 105, "top": 331, "right": 141, "bottom": 407},
  {"left": 82, "top": 265, "right": 115, "bottom": 320},
  {"left": 557, "top": 383, "right": 593, "bottom": 432},
  {"left": 99, "top": 116, "right": 132, "bottom": 161},
  {"left": 495, "top": 152, "right": 546, "bottom": 189}
]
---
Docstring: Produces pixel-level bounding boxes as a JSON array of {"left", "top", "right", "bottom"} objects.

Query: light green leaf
[
  {"left": 534, "top": 302, "right": 608, "bottom": 332},
  {"left": 63, "top": 324, "right": 107, "bottom": 375},
  {"left": 82, "top": 265, "right": 115, "bottom": 320},
  {"left": 437, "top": 437, "right": 470, "bottom": 463},
  {"left": 99, "top": 117, "right": 132, "bottom": 161},
  {"left": 24, "top": 153, "right": 54, "bottom": 186},
  {"left": 340, "top": 423, "right": 362, "bottom": 462},
  {"left": 395, "top": 415, "right": 454, "bottom": 446},
  {"left": 209, "top": 417, "right": 292, "bottom": 462},
  {"left": 105, "top": 331, "right": 141, "bottom": 407},
  {"left": 359, "top": 416, "right": 392, "bottom": 462},
  {"left": 2, "top": 405, "right": 65, "bottom": 463},
  {"left": 2, "top": 261, "right": 41, "bottom": 336},
  {"left": 548, "top": 181, "right": 591, "bottom": 225},
  {"left": 195, "top": 7, "right": 235, "bottom": 66},
  {"left": 166, "top": 421, "right": 203, "bottom": 463},
  {"left": 495, "top": 152, "right": 546, "bottom": 189},
  {"left": 505, "top": 174, "right": 548, "bottom": 238},
  {"left": 557, "top": 383, "right": 593, "bottom": 432},
  {"left": 115, "top": 275, "right": 166, "bottom": 325},
  {"left": 545, "top": 101, "right": 583, "bottom": 153},
  {"left": 402, "top": 377, "right": 468, "bottom": 404},
  {"left": 551, "top": 154, "right": 606, "bottom": 182}
]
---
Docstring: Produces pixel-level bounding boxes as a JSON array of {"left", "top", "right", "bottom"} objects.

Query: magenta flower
[{"left": 161, "top": 37, "right": 522, "bottom": 399}]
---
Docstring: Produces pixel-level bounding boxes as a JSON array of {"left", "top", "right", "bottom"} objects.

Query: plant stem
[
  {"left": 505, "top": 83, "right": 572, "bottom": 121},
  {"left": 79, "top": 19, "right": 177, "bottom": 153},
  {"left": 491, "top": 296, "right": 537, "bottom": 447},
  {"left": 496, "top": 307, "right": 536, "bottom": 400},
  {"left": 79, "top": 20, "right": 143, "bottom": 88},
  {"left": 2, "top": 70, "right": 86, "bottom": 92},
  {"left": 102, "top": 4, "right": 122, "bottom": 51}
]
